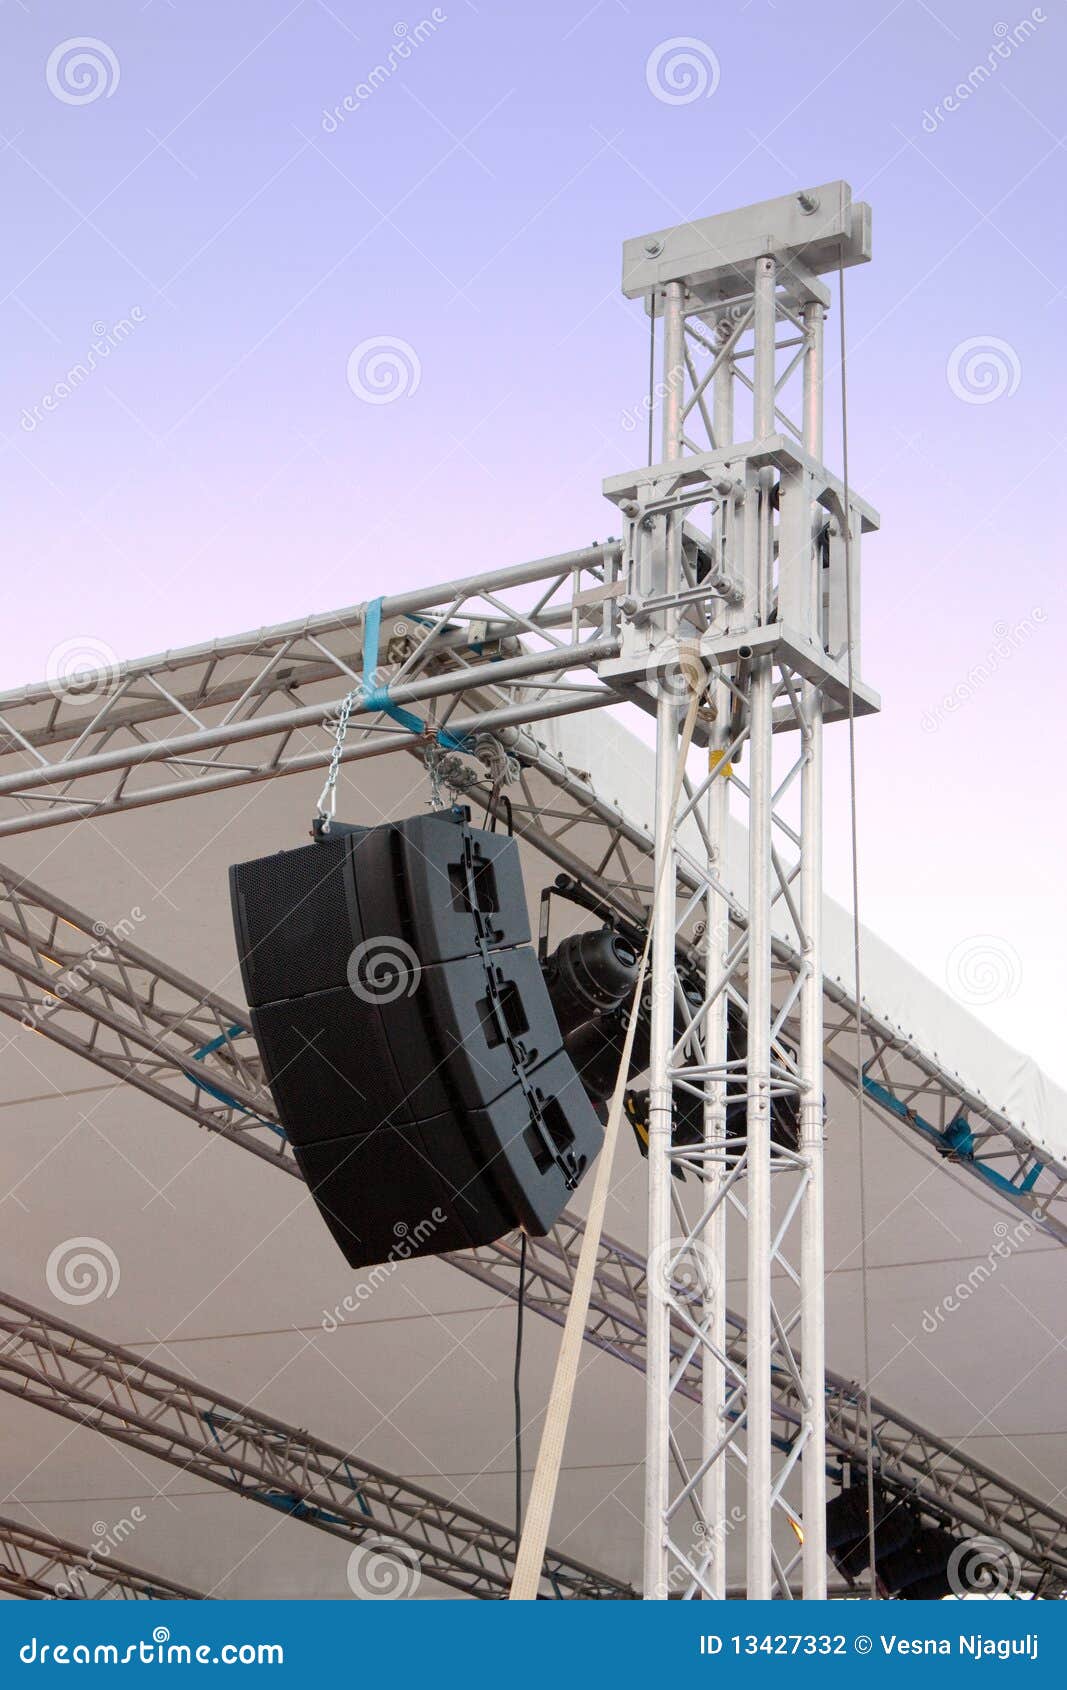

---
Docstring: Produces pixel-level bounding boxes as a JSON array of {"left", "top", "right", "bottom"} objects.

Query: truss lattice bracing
[
  {"left": 0, "top": 1294, "right": 633, "bottom": 1602},
  {"left": 601, "top": 186, "right": 881, "bottom": 1597},
  {"left": 0, "top": 546, "right": 620, "bottom": 836},
  {"left": 1, "top": 183, "right": 1063, "bottom": 1599},
  {"left": 2, "top": 869, "right": 1065, "bottom": 1595},
  {"left": 0, "top": 599, "right": 1060, "bottom": 1241},
  {"left": 0, "top": 1513, "right": 204, "bottom": 1600}
]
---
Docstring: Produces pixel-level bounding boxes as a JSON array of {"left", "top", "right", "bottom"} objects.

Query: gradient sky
[{"left": 1, "top": 0, "right": 1063, "bottom": 1077}]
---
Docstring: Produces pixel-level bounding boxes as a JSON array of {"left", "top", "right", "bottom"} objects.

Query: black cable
[{"left": 514, "top": 1229, "right": 527, "bottom": 1542}]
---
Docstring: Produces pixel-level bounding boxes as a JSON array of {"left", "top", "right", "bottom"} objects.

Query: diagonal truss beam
[
  {"left": 0, "top": 567, "right": 1059, "bottom": 1239},
  {"left": 0, "top": 1512, "right": 204, "bottom": 1601},
  {"left": 457, "top": 742, "right": 1067, "bottom": 1245},
  {"left": 0, "top": 1294, "right": 633, "bottom": 1602},
  {"left": 2, "top": 865, "right": 1064, "bottom": 1592}
]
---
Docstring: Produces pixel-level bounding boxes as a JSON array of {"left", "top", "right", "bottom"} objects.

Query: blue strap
[
  {"left": 363, "top": 596, "right": 469, "bottom": 751},
  {"left": 186, "top": 1024, "right": 287, "bottom": 1140}
]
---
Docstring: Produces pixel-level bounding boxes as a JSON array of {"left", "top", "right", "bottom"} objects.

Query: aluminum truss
[
  {"left": 3, "top": 868, "right": 1066, "bottom": 1595},
  {"left": 598, "top": 184, "right": 879, "bottom": 1598},
  {"left": 0, "top": 1513, "right": 204, "bottom": 1600},
  {"left": 0, "top": 1293, "right": 633, "bottom": 1602},
  {"left": 0, "top": 183, "right": 1061, "bottom": 1597},
  {"left": 0, "top": 546, "right": 621, "bottom": 837}
]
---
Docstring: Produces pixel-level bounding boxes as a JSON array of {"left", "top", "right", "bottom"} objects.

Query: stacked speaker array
[{"left": 231, "top": 810, "right": 602, "bottom": 1269}]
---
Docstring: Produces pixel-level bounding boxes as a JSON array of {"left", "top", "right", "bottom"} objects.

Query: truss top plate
[{"left": 623, "top": 181, "right": 872, "bottom": 302}]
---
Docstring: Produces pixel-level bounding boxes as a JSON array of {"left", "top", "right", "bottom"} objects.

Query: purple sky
[{"left": 1, "top": 0, "right": 1063, "bottom": 1075}]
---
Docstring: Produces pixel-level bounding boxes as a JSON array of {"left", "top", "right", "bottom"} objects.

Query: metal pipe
[
  {"left": 0, "top": 543, "right": 622, "bottom": 712},
  {"left": 0, "top": 688, "right": 613, "bottom": 838},
  {"left": 644, "top": 280, "right": 686, "bottom": 1600},
  {"left": 0, "top": 639, "right": 620, "bottom": 800},
  {"left": 799, "top": 297, "right": 828, "bottom": 1596},
  {"left": 745, "top": 253, "right": 777, "bottom": 1598},
  {"left": 702, "top": 337, "right": 735, "bottom": 1599}
]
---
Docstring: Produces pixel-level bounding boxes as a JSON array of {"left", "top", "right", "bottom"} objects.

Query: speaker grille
[{"left": 230, "top": 835, "right": 362, "bottom": 1007}]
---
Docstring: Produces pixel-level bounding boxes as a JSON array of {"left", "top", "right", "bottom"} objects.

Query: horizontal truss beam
[
  {"left": 0, "top": 1512, "right": 204, "bottom": 1600},
  {"left": 2, "top": 867, "right": 1063, "bottom": 1592},
  {"left": 0, "top": 545, "right": 621, "bottom": 836},
  {"left": 0, "top": 1294, "right": 632, "bottom": 1602},
  {"left": 0, "top": 565, "right": 1056, "bottom": 1239}
]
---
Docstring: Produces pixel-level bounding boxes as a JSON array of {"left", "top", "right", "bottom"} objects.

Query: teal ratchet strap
[
  {"left": 317, "top": 598, "right": 472, "bottom": 825},
  {"left": 361, "top": 596, "right": 469, "bottom": 751},
  {"left": 185, "top": 1023, "right": 286, "bottom": 1139}
]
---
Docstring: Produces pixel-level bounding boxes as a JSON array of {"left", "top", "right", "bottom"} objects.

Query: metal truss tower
[
  {"left": 597, "top": 186, "right": 878, "bottom": 1599},
  {"left": 8, "top": 183, "right": 1061, "bottom": 1600}
]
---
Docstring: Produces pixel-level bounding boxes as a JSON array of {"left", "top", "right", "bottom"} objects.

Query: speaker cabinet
[{"left": 230, "top": 809, "right": 602, "bottom": 1268}]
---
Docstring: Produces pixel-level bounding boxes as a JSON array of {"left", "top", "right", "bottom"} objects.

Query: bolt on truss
[
  {"left": 599, "top": 183, "right": 878, "bottom": 1598},
  {"left": 2, "top": 867, "right": 1065, "bottom": 1595},
  {"left": 0, "top": 1293, "right": 633, "bottom": 1602},
  {"left": 0, "top": 1512, "right": 204, "bottom": 1600}
]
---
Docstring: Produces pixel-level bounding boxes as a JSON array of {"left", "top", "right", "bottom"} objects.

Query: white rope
[{"left": 509, "top": 685, "right": 703, "bottom": 1599}]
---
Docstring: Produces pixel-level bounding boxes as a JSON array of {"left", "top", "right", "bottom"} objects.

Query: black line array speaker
[{"left": 230, "top": 809, "right": 603, "bottom": 1269}]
